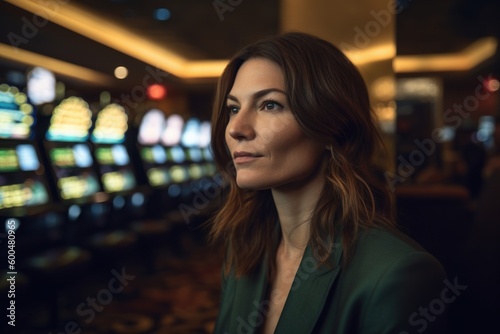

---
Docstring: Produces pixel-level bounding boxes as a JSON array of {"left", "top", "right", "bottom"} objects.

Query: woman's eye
[
  {"left": 227, "top": 106, "right": 239, "bottom": 115},
  {"left": 263, "top": 101, "right": 282, "bottom": 111}
]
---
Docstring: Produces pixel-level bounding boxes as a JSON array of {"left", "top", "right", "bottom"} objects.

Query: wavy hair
[{"left": 210, "top": 32, "right": 396, "bottom": 277}]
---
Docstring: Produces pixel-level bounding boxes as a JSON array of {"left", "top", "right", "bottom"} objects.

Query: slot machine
[
  {"left": 43, "top": 96, "right": 110, "bottom": 245},
  {"left": 90, "top": 103, "right": 146, "bottom": 225},
  {"left": 182, "top": 118, "right": 220, "bottom": 192},
  {"left": 195, "top": 119, "right": 218, "bottom": 187},
  {"left": 0, "top": 83, "right": 56, "bottom": 257},
  {"left": 180, "top": 118, "right": 221, "bottom": 223},
  {"left": 179, "top": 117, "right": 208, "bottom": 198},
  {"left": 137, "top": 109, "right": 188, "bottom": 216},
  {"left": 0, "top": 84, "right": 91, "bottom": 324},
  {"left": 161, "top": 113, "right": 191, "bottom": 201}
]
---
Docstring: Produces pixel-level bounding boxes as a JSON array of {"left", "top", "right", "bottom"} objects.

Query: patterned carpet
[{"left": 7, "top": 228, "right": 223, "bottom": 334}]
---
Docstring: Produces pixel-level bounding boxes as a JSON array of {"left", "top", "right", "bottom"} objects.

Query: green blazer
[{"left": 214, "top": 228, "right": 448, "bottom": 333}]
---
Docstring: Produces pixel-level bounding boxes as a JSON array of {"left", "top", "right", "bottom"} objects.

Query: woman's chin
[{"left": 236, "top": 178, "right": 272, "bottom": 191}]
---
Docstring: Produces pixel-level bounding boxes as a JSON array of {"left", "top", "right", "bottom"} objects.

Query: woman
[{"left": 210, "top": 32, "right": 447, "bottom": 334}]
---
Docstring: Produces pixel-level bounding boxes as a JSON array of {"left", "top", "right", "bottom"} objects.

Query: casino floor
[{"left": 6, "top": 225, "right": 224, "bottom": 334}]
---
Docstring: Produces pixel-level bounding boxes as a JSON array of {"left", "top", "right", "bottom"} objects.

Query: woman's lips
[{"left": 233, "top": 151, "right": 262, "bottom": 164}]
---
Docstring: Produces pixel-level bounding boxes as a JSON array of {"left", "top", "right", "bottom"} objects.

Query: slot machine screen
[
  {"left": 187, "top": 147, "right": 203, "bottom": 163},
  {"left": 0, "top": 83, "right": 50, "bottom": 211},
  {"left": 46, "top": 142, "right": 100, "bottom": 200},
  {"left": 169, "top": 165, "right": 189, "bottom": 183},
  {"left": 46, "top": 97, "right": 92, "bottom": 142},
  {"left": 91, "top": 104, "right": 128, "bottom": 144},
  {"left": 161, "top": 114, "right": 184, "bottom": 147},
  {"left": 180, "top": 118, "right": 201, "bottom": 148},
  {"left": 138, "top": 109, "right": 164, "bottom": 145},
  {"left": 0, "top": 85, "right": 34, "bottom": 140},
  {"left": 0, "top": 144, "right": 50, "bottom": 210},
  {"left": 45, "top": 96, "right": 100, "bottom": 201},
  {"left": 139, "top": 145, "right": 171, "bottom": 187},
  {"left": 27, "top": 67, "right": 56, "bottom": 105},
  {"left": 91, "top": 103, "right": 136, "bottom": 193},
  {"left": 199, "top": 121, "right": 211, "bottom": 148},
  {"left": 168, "top": 146, "right": 186, "bottom": 164},
  {"left": 94, "top": 145, "right": 136, "bottom": 193},
  {"left": 138, "top": 109, "right": 173, "bottom": 187}
]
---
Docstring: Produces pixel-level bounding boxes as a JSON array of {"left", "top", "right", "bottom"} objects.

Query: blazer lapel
[
  {"left": 274, "top": 238, "right": 343, "bottom": 333},
  {"left": 227, "top": 256, "right": 269, "bottom": 334}
]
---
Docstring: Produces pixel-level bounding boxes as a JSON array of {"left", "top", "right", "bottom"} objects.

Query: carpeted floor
[{"left": 6, "top": 228, "right": 223, "bottom": 334}]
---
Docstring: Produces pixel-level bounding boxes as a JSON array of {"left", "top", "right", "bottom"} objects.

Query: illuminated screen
[
  {"left": 199, "top": 121, "right": 211, "bottom": 147},
  {"left": 0, "top": 144, "right": 40, "bottom": 172},
  {"left": 95, "top": 144, "right": 136, "bottom": 193},
  {"left": 95, "top": 145, "right": 130, "bottom": 166},
  {"left": 27, "top": 67, "right": 56, "bottom": 105},
  {"left": 46, "top": 96, "right": 92, "bottom": 142},
  {"left": 101, "top": 169, "right": 136, "bottom": 193},
  {"left": 203, "top": 147, "right": 214, "bottom": 161},
  {"left": 161, "top": 114, "right": 184, "bottom": 146},
  {"left": 49, "top": 144, "right": 93, "bottom": 168},
  {"left": 169, "top": 146, "right": 185, "bottom": 163},
  {"left": 0, "top": 179, "right": 50, "bottom": 210},
  {"left": 0, "top": 84, "right": 34, "bottom": 140},
  {"left": 140, "top": 145, "right": 167, "bottom": 164},
  {"left": 180, "top": 118, "right": 201, "bottom": 147},
  {"left": 138, "top": 109, "right": 164, "bottom": 145},
  {"left": 46, "top": 142, "right": 100, "bottom": 200},
  {"left": 0, "top": 143, "right": 50, "bottom": 210},
  {"left": 17, "top": 144, "right": 40, "bottom": 171},
  {"left": 188, "top": 164, "right": 203, "bottom": 180},
  {"left": 169, "top": 166, "right": 189, "bottom": 183},
  {"left": 187, "top": 148, "right": 203, "bottom": 162},
  {"left": 0, "top": 149, "right": 18, "bottom": 172},
  {"left": 147, "top": 167, "right": 171, "bottom": 187},
  {"left": 91, "top": 104, "right": 128, "bottom": 144}
]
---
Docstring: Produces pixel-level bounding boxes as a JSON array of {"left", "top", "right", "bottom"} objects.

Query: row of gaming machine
[{"left": 0, "top": 83, "right": 219, "bottom": 270}]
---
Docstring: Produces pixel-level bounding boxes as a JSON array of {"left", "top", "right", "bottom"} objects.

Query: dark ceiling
[
  {"left": 0, "top": 0, "right": 280, "bottom": 93},
  {"left": 0, "top": 0, "right": 499, "bottom": 95}
]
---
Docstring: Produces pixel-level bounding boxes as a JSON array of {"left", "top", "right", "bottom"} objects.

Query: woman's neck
[{"left": 271, "top": 165, "right": 326, "bottom": 258}]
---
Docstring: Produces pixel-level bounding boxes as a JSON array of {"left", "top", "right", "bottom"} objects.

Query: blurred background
[{"left": 0, "top": 0, "right": 499, "bottom": 333}]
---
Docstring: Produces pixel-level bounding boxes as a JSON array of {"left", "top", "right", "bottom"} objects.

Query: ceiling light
[
  {"left": 114, "top": 66, "right": 128, "bottom": 79},
  {"left": 0, "top": 43, "right": 114, "bottom": 85},
  {"left": 485, "top": 78, "right": 500, "bottom": 92},
  {"left": 6, "top": 0, "right": 226, "bottom": 79},
  {"left": 394, "top": 37, "right": 498, "bottom": 73}
]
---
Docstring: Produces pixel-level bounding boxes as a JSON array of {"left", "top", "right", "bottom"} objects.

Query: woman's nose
[{"left": 227, "top": 109, "right": 256, "bottom": 141}]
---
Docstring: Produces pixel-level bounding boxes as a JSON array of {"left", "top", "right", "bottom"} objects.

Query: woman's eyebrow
[{"left": 226, "top": 88, "right": 287, "bottom": 103}]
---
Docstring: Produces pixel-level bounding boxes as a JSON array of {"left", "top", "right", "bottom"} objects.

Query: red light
[{"left": 147, "top": 84, "right": 167, "bottom": 100}]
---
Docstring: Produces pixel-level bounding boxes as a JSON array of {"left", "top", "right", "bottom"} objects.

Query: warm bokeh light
[
  {"left": 0, "top": 43, "right": 113, "bottom": 85},
  {"left": 485, "top": 78, "right": 500, "bottom": 92},
  {"left": 147, "top": 84, "right": 167, "bottom": 100},
  {"left": 394, "top": 37, "right": 498, "bottom": 73},
  {"left": 114, "top": 66, "right": 128, "bottom": 79}
]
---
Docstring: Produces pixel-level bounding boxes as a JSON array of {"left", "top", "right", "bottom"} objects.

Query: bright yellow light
[
  {"left": 394, "top": 37, "right": 498, "bottom": 73},
  {"left": 14, "top": 93, "right": 27, "bottom": 104},
  {"left": 114, "top": 66, "right": 128, "bottom": 79},
  {"left": 345, "top": 44, "right": 396, "bottom": 66}
]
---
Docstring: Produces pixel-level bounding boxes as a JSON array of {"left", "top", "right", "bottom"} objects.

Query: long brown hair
[{"left": 210, "top": 32, "right": 396, "bottom": 277}]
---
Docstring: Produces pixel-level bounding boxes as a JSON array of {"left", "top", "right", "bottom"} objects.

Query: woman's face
[{"left": 225, "top": 58, "right": 325, "bottom": 190}]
